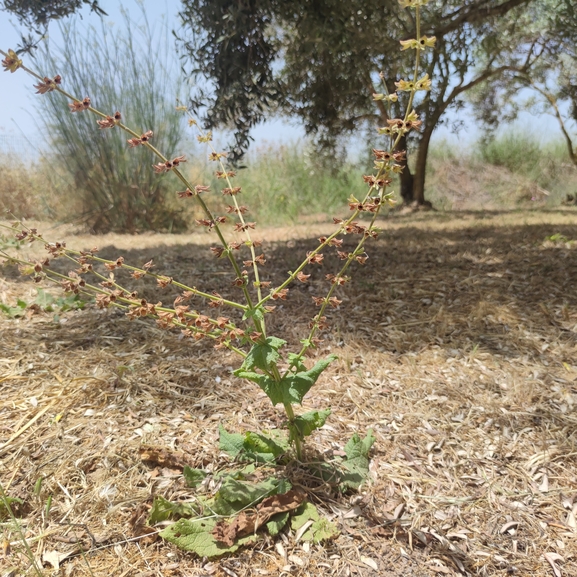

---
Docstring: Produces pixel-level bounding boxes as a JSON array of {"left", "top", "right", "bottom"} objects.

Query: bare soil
[{"left": 1, "top": 208, "right": 577, "bottom": 577}]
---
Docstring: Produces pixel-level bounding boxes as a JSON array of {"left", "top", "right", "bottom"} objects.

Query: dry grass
[{"left": 1, "top": 209, "right": 577, "bottom": 577}]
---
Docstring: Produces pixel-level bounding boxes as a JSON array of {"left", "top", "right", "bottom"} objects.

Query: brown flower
[
  {"left": 234, "top": 222, "right": 256, "bottom": 232},
  {"left": 153, "top": 160, "right": 173, "bottom": 173},
  {"left": 312, "top": 296, "right": 325, "bottom": 306},
  {"left": 271, "top": 288, "right": 289, "bottom": 300},
  {"left": 210, "top": 246, "right": 225, "bottom": 258},
  {"left": 34, "top": 76, "right": 59, "bottom": 94},
  {"left": 328, "top": 297, "right": 342, "bottom": 308},
  {"left": 196, "top": 219, "right": 215, "bottom": 229},
  {"left": 306, "top": 252, "right": 324, "bottom": 264},
  {"left": 222, "top": 187, "right": 242, "bottom": 196},
  {"left": 128, "top": 130, "right": 153, "bottom": 147},
  {"left": 171, "top": 155, "right": 186, "bottom": 166},
  {"left": 296, "top": 271, "right": 310, "bottom": 282},
  {"left": 373, "top": 149, "right": 392, "bottom": 161},
  {"left": 215, "top": 170, "right": 236, "bottom": 179},
  {"left": 97, "top": 115, "right": 117, "bottom": 129},
  {"left": 68, "top": 97, "right": 91, "bottom": 112}
]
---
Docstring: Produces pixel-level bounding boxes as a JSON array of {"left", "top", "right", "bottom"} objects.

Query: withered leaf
[
  {"left": 213, "top": 490, "right": 305, "bottom": 546},
  {"left": 139, "top": 446, "right": 192, "bottom": 470}
]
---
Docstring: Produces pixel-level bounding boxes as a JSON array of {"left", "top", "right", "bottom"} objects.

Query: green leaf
[
  {"left": 0, "top": 302, "right": 26, "bottom": 318},
  {"left": 291, "top": 409, "right": 331, "bottom": 441},
  {"left": 290, "top": 502, "right": 339, "bottom": 543},
  {"left": 160, "top": 517, "right": 257, "bottom": 558},
  {"left": 219, "top": 425, "right": 288, "bottom": 463},
  {"left": 213, "top": 476, "right": 288, "bottom": 515},
  {"left": 266, "top": 511, "right": 290, "bottom": 536},
  {"left": 287, "top": 352, "right": 306, "bottom": 372},
  {"left": 242, "top": 306, "right": 265, "bottom": 326},
  {"left": 241, "top": 336, "right": 286, "bottom": 372},
  {"left": 183, "top": 467, "right": 207, "bottom": 488},
  {"left": 34, "top": 289, "right": 56, "bottom": 309},
  {"left": 235, "top": 354, "right": 336, "bottom": 406},
  {"left": 340, "top": 430, "right": 376, "bottom": 491},
  {"left": 0, "top": 496, "right": 23, "bottom": 520},
  {"left": 148, "top": 496, "right": 198, "bottom": 524},
  {"left": 218, "top": 425, "right": 246, "bottom": 458}
]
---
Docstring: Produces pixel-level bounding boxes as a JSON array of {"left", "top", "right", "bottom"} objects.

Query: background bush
[{"left": 34, "top": 10, "right": 186, "bottom": 233}]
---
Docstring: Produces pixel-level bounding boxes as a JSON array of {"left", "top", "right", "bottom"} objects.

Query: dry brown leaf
[
  {"left": 213, "top": 490, "right": 305, "bottom": 546},
  {"left": 139, "top": 446, "right": 191, "bottom": 469}
]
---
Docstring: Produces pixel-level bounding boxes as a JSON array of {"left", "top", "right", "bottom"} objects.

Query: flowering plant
[{"left": 0, "top": 0, "right": 432, "bottom": 463}]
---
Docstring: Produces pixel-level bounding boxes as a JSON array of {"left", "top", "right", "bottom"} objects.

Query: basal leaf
[
  {"left": 291, "top": 409, "right": 331, "bottom": 441},
  {"left": 266, "top": 511, "right": 290, "bottom": 536},
  {"left": 218, "top": 424, "right": 246, "bottom": 458},
  {"left": 148, "top": 496, "right": 198, "bottom": 524},
  {"left": 34, "top": 289, "right": 55, "bottom": 308},
  {"left": 183, "top": 467, "right": 207, "bottom": 488},
  {"left": 216, "top": 476, "right": 286, "bottom": 512},
  {"left": 160, "top": 517, "right": 256, "bottom": 558},
  {"left": 219, "top": 426, "right": 289, "bottom": 463},
  {"left": 340, "top": 430, "right": 376, "bottom": 491},
  {"left": 0, "top": 303, "right": 26, "bottom": 318},
  {"left": 243, "top": 431, "right": 288, "bottom": 462},
  {"left": 291, "top": 502, "right": 338, "bottom": 543}
]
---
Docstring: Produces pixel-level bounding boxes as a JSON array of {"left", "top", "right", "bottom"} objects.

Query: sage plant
[{"left": 0, "top": 0, "right": 433, "bottom": 461}]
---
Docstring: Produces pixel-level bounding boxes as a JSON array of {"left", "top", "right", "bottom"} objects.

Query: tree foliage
[
  {"left": 1, "top": 0, "right": 105, "bottom": 32},
  {"left": 177, "top": 0, "right": 533, "bottom": 203},
  {"left": 470, "top": 0, "right": 577, "bottom": 166}
]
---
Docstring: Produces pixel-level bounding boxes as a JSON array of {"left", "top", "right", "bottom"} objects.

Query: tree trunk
[
  {"left": 412, "top": 126, "right": 435, "bottom": 205},
  {"left": 396, "top": 135, "right": 415, "bottom": 204}
]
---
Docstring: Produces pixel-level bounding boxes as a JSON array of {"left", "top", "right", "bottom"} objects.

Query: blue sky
[{"left": 0, "top": 0, "right": 566, "bottom": 156}]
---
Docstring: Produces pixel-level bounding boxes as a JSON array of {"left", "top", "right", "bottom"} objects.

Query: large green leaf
[
  {"left": 160, "top": 517, "right": 257, "bottom": 558},
  {"left": 241, "top": 336, "right": 286, "bottom": 372},
  {"left": 291, "top": 502, "right": 339, "bottom": 543},
  {"left": 218, "top": 425, "right": 246, "bottom": 458},
  {"left": 340, "top": 430, "right": 376, "bottom": 491},
  {"left": 183, "top": 467, "right": 207, "bottom": 488},
  {"left": 235, "top": 354, "right": 337, "bottom": 406},
  {"left": 219, "top": 425, "right": 289, "bottom": 463}
]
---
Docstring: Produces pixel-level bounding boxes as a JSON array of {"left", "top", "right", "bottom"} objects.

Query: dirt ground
[{"left": 1, "top": 208, "right": 577, "bottom": 577}]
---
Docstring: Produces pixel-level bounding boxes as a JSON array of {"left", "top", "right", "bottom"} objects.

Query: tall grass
[
  {"left": 33, "top": 10, "right": 186, "bottom": 233},
  {"left": 202, "top": 143, "right": 364, "bottom": 224}
]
